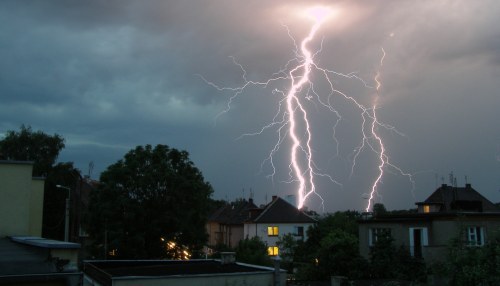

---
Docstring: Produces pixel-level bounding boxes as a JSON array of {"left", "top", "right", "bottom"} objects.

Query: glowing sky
[{"left": 1, "top": 0, "right": 499, "bottom": 212}]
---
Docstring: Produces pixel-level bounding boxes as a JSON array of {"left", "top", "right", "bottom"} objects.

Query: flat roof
[
  {"left": 10, "top": 236, "right": 81, "bottom": 249},
  {"left": 85, "top": 260, "right": 274, "bottom": 278}
]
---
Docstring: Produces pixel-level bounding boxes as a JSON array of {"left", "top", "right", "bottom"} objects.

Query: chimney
[
  {"left": 220, "top": 252, "right": 236, "bottom": 265},
  {"left": 249, "top": 198, "right": 253, "bottom": 204},
  {"left": 465, "top": 183, "right": 471, "bottom": 189},
  {"left": 272, "top": 195, "right": 278, "bottom": 201}
]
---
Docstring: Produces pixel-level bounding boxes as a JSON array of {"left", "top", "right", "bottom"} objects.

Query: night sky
[{"left": 1, "top": 0, "right": 499, "bottom": 212}]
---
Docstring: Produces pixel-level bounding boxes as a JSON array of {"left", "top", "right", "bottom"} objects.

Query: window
[
  {"left": 409, "top": 227, "right": 429, "bottom": 257},
  {"left": 423, "top": 205, "right": 430, "bottom": 213},
  {"left": 369, "top": 228, "right": 391, "bottom": 246},
  {"left": 267, "top": 246, "right": 279, "bottom": 256},
  {"left": 267, "top": 226, "right": 279, "bottom": 236},
  {"left": 467, "top": 226, "right": 484, "bottom": 246},
  {"left": 294, "top": 226, "right": 304, "bottom": 236}
]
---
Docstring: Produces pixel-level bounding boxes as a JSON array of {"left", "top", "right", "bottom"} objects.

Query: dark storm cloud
[{"left": 1, "top": 0, "right": 499, "bottom": 211}]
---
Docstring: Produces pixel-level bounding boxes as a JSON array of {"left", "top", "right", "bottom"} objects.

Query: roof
[
  {"left": 208, "top": 199, "right": 258, "bottom": 225},
  {"left": 416, "top": 184, "right": 500, "bottom": 212},
  {"left": 84, "top": 260, "right": 277, "bottom": 286},
  {"left": 10, "top": 236, "right": 81, "bottom": 249},
  {"left": 358, "top": 211, "right": 500, "bottom": 224},
  {"left": 0, "top": 237, "right": 55, "bottom": 275},
  {"left": 249, "top": 197, "right": 316, "bottom": 224}
]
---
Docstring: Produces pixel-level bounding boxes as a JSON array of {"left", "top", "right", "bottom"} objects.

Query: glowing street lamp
[{"left": 56, "top": 184, "right": 71, "bottom": 242}]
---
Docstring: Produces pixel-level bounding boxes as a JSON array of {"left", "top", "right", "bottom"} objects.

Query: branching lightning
[{"left": 200, "top": 6, "right": 414, "bottom": 211}]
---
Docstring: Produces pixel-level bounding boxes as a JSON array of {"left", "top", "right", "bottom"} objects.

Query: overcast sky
[{"left": 1, "top": 0, "right": 499, "bottom": 212}]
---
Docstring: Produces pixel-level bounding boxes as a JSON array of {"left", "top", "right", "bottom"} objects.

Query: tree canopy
[
  {"left": 0, "top": 125, "right": 65, "bottom": 177},
  {"left": 86, "top": 144, "right": 213, "bottom": 259}
]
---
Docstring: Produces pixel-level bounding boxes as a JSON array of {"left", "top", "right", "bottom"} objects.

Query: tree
[
  {"left": 0, "top": 125, "right": 65, "bottom": 176},
  {"left": 235, "top": 237, "right": 272, "bottom": 266},
  {"left": 294, "top": 211, "right": 367, "bottom": 280},
  {"left": 444, "top": 231, "right": 500, "bottom": 286},
  {"left": 86, "top": 144, "right": 213, "bottom": 259}
]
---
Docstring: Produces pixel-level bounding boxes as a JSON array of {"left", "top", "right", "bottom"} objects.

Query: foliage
[
  {"left": 372, "top": 203, "right": 387, "bottom": 217},
  {"left": 444, "top": 231, "right": 500, "bottom": 286},
  {"left": 235, "top": 237, "right": 272, "bottom": 266},
  {"left": 294, "top": 211, "right": 367, "bottom": 280},
  {"left": 0, "top": 125, "right": 81, "bottom": 241},
  {"left": 0, "top": 125, "right": 65, "bottom": 176},
  {"left": 42, "top": 162, "right": 82, "bottom": 240},
  {"left": 86, "top": 144, "right": 213, "bottom": 259},
  {"left": 276, "top": 233, "right": 298, "bottom": 272},
  {"left": 369, "top": 232, "right": 427, "bottom": 282}
]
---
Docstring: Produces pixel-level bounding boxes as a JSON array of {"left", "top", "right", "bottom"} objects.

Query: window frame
[
  {"left": 267, "top": 246, "right": 279, "bottom": 256},
  {"left": 368, "top": 228, "right": 392, "bottom": 246},
  {"left": 267, "top": 226, "right": 279, "bottom": 236},
  {"left": 466, "top": 226, "right": 485, "bottom": 247}
]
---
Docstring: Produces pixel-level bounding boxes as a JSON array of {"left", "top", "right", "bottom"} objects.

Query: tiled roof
[
  {"left": 416, "top": 184, "right": 500, "bottom": 212},
  {"left": 250, "top": 197, "right": 316, "bottom": 223},
  {"left": 208, "top": 199, "right": 258, "bottom": 225}
]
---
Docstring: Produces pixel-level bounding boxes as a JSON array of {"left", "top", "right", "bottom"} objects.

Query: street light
[{"left": 56, "top": 184, "right": 71, "bottom": 242}]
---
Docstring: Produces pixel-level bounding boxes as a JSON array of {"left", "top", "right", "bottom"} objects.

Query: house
[
  {"left": 244, "top": 196, "right": 317, "bottom": 256},
  {"left": 206, "top": 198, "right": 258, "bottom": 249},
  {"left": 358, "top": 184, "right": 500, "bottom": 262},
  {"left": 0, "top": 160, "right": 81, "bottom": 285},
  {"left": 83, "top": 253, "right": 286, "bottom": 286}
]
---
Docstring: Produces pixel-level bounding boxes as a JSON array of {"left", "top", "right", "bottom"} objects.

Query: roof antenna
[
  {"left": 464, "top": 175, "right": 468, "bottom": 185},
  {"left": 249, "top": 188, "right": 253, "bottom": 200}
]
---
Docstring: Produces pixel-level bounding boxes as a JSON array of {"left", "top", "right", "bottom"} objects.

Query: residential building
[
  {"left": 206, "top": 198, "right": 258, "bottom": 249},
  {"left": 244, "top": 196, "right": 316, "bottom": 256},
  {"left": 0, "top": 160, "right": 81, "bottom": 285},
  {"left": 358, "top": 184, "right": 500, "bottom": 262},
  {"left": 0, "top": 160, "right": 45, "bottom": 237}
]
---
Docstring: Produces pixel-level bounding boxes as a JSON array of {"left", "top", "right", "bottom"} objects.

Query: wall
[
  {"left": 114, "top": 272, "right": 284, "bottom": 286},
  {"left": 0, "top": 161, "right": 33, "bottom": 236},
  {"left": 0, "top": 161, "right": 45, "bottom": 237},
  {"left": 29, "top": 178, "right": 45, "bottom": 236}
]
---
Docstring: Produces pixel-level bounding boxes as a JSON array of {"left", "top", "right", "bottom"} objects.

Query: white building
[{"left": 244, "top": 196, "right": 316, "bottom": 256}]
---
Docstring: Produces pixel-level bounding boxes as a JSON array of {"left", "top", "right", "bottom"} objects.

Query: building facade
[
  {"left": 244, "top": 196, "right": 316, "bottom": 256},
  {"left": 358, "top": 184, "right": 500, "bottom": 262},
  {"left": 0, "top": 160, "right": 44, "bottom": 237}
]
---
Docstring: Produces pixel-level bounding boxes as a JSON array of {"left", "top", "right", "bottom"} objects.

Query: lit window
[
  {"left": 467, "top": 226, "right": 484, "bottom": 246},
  {"left": 423, "top": 205, "right": 430, "bottom": 213},
  {"left": 369, "top": 228, "right": 391, "bottom": 246},
  {"left": 267, "top": 246, "right": 279, "bottom": 256},
  {"left": 267, "top": 226, "right": 279, "bottom": 236}
]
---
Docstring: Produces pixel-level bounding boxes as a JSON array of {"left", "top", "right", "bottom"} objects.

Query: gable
[{"left": 253, "top": 197, "right": 316, "bottom": 224}]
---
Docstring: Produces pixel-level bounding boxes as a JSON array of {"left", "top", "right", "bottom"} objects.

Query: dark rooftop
[
  {"left": 251, "top": 197, "right": 316, "bottom": 224},
  {"left": 85, "top": 260, "right": 271, "bottom": 277},
  {"left": 416, "top": 184, "right": 500, "bottom": 212},
  {"left": 208, "top": 199, "right": 258, "bottom": 225}
]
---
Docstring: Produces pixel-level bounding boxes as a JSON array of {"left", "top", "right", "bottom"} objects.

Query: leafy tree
[
  {"left": 0, "top": 125, "right": 80, "bottom": 241},
  {"left": 369, "top": 232, "right": 427, "bottom": 282},
  {"left": 372, "top": 203, "right": 387, "bottom": 217},
  {"left": 86, "top": 144, "right": 213, "bottom": 259},
  {"left": 235, "top": 237, "right": 272, "bottom": 266},
  {"left": 42, "top": 162, "right": 82, "bottom": 240},
  {"left": 0, "top": 125, "right": 65, "bottom": 176},
  {"left": 317, "top": 229, "right": 367, "bottom": 279},
  {"left": 444, "top": 231, "right": 500, "bottom": 286},
  {"left": 276, "top": 233, "right": 298, "bottom": 272},
  {"left": 294, "top": 211, "right": 367, "bottom": 280}
]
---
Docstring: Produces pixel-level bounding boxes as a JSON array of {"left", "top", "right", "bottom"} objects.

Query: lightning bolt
[
  {"left": 200, "top": 6, "right": 414, "bottom": 211},
  {"left": 363, "top": 48, "right": 415, "bottom": 212}
]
